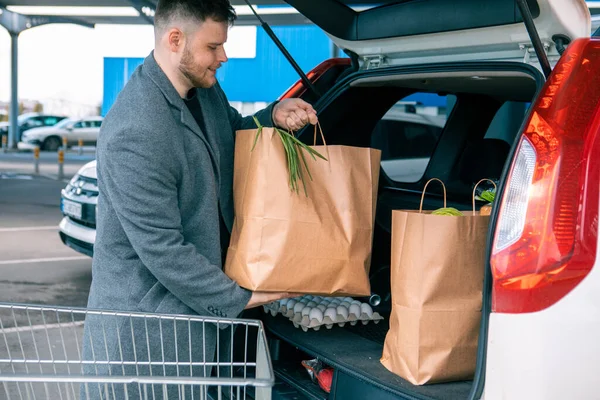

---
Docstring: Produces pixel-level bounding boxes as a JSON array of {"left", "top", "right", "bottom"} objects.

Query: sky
[
  {"left": 0, "top": 7, "right": 258, "bottom": 109},
  {"left": 0, "top": 23, "right": 154, "bottom": 108}
]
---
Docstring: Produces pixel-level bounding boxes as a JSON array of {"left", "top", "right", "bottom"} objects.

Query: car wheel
[{"left": 42, "top": 136, "right": 62, "bottom": 152}]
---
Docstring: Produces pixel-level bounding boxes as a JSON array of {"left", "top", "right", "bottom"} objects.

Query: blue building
[
  {"left": 102, "top": 24, "right": 451, "bottom": 118},
  {"left": 102, "top": 25, "right": 335, "bottom": 116}
]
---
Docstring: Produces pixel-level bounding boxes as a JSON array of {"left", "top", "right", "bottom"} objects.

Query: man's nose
[{"left": 219, "top": 47, "right": 228, "bottom": 63}]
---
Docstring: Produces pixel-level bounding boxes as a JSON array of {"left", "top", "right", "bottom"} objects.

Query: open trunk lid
[{"left": 283, "top": 0, "right": 590, "bottom": 69}]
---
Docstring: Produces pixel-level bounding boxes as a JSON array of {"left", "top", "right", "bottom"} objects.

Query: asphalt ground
[
  {"left": 0, "top": 157, "right": 93, "bottom": 397},
  {"left": 0, "top": 151, "right": 94, "bottom": 309}
]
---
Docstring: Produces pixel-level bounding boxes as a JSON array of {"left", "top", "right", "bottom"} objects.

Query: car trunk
[{"left": 258, "top": 61, "right": 544, "bottom": 399}]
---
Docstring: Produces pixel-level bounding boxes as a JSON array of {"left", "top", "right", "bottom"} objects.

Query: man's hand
[
  {"left": 244, "top": 291, "right": 301, "bottom": 310},
  {"left": 272, "top": 98, "right": 318, "bottom": 131}
]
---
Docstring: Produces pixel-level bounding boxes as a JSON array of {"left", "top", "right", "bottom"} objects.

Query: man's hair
[{"left": 154, "top": 0, "right": 236, "bottom": 35}]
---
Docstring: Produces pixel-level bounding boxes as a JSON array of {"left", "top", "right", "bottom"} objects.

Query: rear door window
[
  {"left": 371, "top": 93, "right": 455, "bottom": 183},
  {"left": 42, "top": 117, "right": 61, "bottom": 126},
  {"left": 25, "top": 117, "right": 44, "bottom": 129}
]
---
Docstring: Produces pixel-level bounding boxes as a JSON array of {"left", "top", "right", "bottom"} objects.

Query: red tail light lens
[
  {"left": 491, "top": 38, "right": 600, "bottom": 313},
  {"left": 278, "top": 58, "right": 351, "bottom": 100}
]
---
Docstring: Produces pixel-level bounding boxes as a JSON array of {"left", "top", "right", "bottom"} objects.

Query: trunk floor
[{"left": 264, "top": 314, "right": 473, "bottom": 400}]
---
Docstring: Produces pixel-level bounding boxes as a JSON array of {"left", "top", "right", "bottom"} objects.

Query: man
[{"left": 82, "top": 0, "right": 314, "bottom": 396}]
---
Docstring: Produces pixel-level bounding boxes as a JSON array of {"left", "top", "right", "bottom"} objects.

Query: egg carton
[{"left": 262, "top": 295, "right": 384, "bottom": 332}]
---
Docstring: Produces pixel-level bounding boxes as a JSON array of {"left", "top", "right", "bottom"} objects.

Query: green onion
[{"left": 251, "top": 117, "right": 327, "bottom": 196}]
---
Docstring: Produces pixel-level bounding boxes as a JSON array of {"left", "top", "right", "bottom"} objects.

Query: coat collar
[
  {"left": 143, "top": 51, "right": 185, "bottom": 111},
  {"left": 143, "top": 51, "right": 204, "bottom": 137},
  {"left": 143, "top": 51, "right": 221, "bottom": 186}
]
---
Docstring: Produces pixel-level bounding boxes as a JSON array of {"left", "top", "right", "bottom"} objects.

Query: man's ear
[{"left": 167, "top": 28, "right": 184, "bottom": 52}]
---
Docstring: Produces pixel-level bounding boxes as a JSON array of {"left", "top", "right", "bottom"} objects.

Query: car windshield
[{"left": 17, "top": 114, "right": 36, "bottom": 123}]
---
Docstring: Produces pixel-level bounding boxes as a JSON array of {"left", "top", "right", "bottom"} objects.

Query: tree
[
  {"left": 18, "top": 102, "right": 24, "bottom": 115},
  {"left": 33, "top": 102, "right": 43, "bottom": 113}
]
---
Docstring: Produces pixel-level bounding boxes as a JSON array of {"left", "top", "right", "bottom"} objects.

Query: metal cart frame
[{"left": 0, "top": 303, "right": 274, "bottom": 400}]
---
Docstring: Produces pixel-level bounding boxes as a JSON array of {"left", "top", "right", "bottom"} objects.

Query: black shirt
[{"left": 183, "top": 90, "right": 231, "bottom": 260}]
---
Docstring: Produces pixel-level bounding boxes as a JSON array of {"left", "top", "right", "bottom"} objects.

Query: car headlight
[{"left": 65, "top": 174, "right": 79, "bottom": 191}]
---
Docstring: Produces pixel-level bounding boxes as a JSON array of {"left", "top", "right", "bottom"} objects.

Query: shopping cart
[{"left": 0, "top": 303, "right": 274, "bottom": 399}]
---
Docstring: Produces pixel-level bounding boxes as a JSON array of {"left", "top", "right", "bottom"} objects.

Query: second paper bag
[
  {"left": 381, "top": 179, "right": 490, "bottom": 385},
  {"left": 224, "top": 126, "right": 381, "bottom": 296}
]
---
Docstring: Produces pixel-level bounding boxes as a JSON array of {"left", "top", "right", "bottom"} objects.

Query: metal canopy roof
[
  {"left": 0, "top": 13, "right": 312, "bottom": 27},
  {"left": 2, "top": 0, "right": 599, "bottom": 27},
  {"left": 0, "top": 0, "right": 320, "bottom": 26}
]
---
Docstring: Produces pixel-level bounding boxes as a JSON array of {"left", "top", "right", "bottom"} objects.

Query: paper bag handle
[
  {"left": 419, "top": 178, "right": 447, "bottom": 212},
  {"left": 313, "top": 122, "right": 328, "bottom": 147},
  {"left": 472, "top": 179, "right": 497, "bottom": 213}
]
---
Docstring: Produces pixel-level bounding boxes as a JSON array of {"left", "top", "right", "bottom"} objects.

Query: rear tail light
[
  {"left": 278, "top": 58, "right": 351, "bottom": 100},
  {"left": 491, "top": 38, "right": 600, "bottom": 313},
  {"left": 494, "top": 138, "right": 536, "bottom": 251}
]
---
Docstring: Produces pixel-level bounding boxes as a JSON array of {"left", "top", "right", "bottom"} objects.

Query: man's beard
[{"left": 179, "top": 47, "right": 213, "bottom": 89}]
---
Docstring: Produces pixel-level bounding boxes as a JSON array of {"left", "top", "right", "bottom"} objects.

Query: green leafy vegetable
[
  {"left": 431, "top": 207, "right": 464, "bottom": 216},
  {"left": 479, "top": 189, "right": 496, "bottom": 203},
  {"left": 251, "top": 117, "right": 327, "bottom": 196}
]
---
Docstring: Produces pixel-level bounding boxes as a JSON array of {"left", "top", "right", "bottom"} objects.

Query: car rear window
[{"left": 370, "top": 93, "right": 455, "bottom": 183}]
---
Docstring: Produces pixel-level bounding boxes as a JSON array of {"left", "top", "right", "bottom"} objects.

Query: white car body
[
  {"left": 18, "top": 116, "right": 103, "bottom": 151},
  {"left": 484, "top": 263, "right": 600, "bottom": 399},
  {"left": 332, "top": 0, "right": 590, "bottom": 70}
]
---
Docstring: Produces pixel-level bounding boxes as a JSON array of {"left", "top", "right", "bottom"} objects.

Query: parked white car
[
  {"left": 18, "top": 116, "right": 103, "bottom": 151},
  {"left": 59, "top": 160, "right": 97, "bottom": 257}
]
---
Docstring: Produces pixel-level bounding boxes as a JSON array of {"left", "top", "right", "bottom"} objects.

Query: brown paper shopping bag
[
  {"left": 381, "top": 178, "right": 492, "bottom": 385},
  {"left": 224, "top": 124, "right": 381, "bottom": 296}
]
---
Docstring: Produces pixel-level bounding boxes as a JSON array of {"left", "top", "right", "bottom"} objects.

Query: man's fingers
[
  {"left": 291, "top": 111, "right": 305, "bottom": 127},
  {"left": 296, "top": 99, "right": 317, "bottom": 114},
  {"left": 293, "top": 110, "right": 309, "bottom": 125},
  {"left": 274, "top": 292, "right": 301, "bottom": 301},
  {"left": 274, "top": 99, "right": 318, "bottom": 130},
  {"left": 295, "top": 101, "right": 318, "bottom": 125},
  {"left": 286, "top": 116, "right": 298, "bottom": 131},
  {"left": 287, "top": 113, "right": 304, "bottom": 131}
]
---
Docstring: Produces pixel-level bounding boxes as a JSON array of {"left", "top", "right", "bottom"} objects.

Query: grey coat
[{"left": 82, "top": 52, "right": 275, "bottom": 398}]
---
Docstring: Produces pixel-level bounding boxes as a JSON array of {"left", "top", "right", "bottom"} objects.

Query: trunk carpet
[{"left": 264, "top": 314, "right": 473, "bottom": 400}]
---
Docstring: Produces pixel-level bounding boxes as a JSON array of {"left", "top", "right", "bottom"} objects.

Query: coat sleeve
[
  {"left": 99, "top": 127, "right": 251, "bottom": 319},
  {"left": 227, "top": 102, "right": 278, "bottom": 131},
  {"left": 214, "top": 82, "right": 278, "bottom": 131}
]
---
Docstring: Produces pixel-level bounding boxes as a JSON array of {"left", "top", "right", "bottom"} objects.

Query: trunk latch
[
  {"left": 363, "top": 55, "right": 387, "bottom": 70},
  {"left": 519, "top": 42, "right": 551, "bottom": 64}
]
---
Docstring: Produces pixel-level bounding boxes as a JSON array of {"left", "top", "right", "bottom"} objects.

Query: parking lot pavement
[
  {"left": 0, "top": 175, "right": 92, "bottom": 309},
  {"left": 0, "top": 150, "right": 95, "bottom": 181},
  {"left": 0, "top": 173, "right": 94, "bottom": 398}
]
